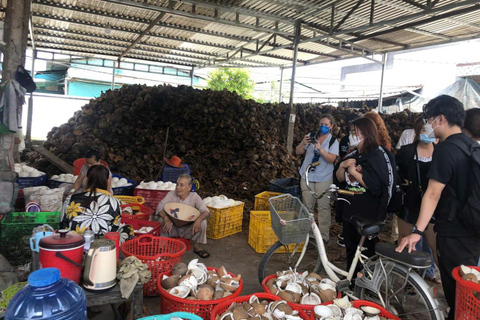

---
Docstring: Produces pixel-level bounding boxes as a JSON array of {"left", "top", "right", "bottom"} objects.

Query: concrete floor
[{"left": 90, "top": 229, "right": 447, "bottom": 319}]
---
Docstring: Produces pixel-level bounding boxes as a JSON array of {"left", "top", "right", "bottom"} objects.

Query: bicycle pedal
[{"left": 336, "top": 279, "right": 351, "bottom": 293}]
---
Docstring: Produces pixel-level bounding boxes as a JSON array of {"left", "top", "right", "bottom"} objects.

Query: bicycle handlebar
[{"left": 338, "top": 190, "right": 355, "bottom": 196}]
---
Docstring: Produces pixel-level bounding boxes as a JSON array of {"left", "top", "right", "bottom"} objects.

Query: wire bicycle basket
[{"left": 269, "top": 194, "right": 313, "bottom": 244}]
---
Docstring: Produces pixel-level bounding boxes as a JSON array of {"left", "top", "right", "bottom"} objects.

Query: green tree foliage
[{"left": 206, "top": 68, "right": 255, "bottom": 100}]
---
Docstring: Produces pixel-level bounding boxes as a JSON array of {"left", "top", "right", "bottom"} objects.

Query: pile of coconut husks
[{"left": 23, "top": 85, "right": 419, "bottom": 217}]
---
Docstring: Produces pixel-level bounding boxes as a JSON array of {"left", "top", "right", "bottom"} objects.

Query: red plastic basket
[
  {"left": 452, "top": 266, "right": 480, "bottom": 320},
  {"left": 211, "top": 293, "right": 310, "bottom": 320},
  {"left": 351, "top": 300, "right": 401, "bottom": 320},
  {"left": 134, "top": 188, "right": 169, "bottom": 211},
  {"left": 158, "top": 267, "right": 243, "bottom": 319},
  {"left": 121, "top": 203, "right": 154, "bottom": 221},
  {"left": 120, "top": 235, "right": 186, "bottom": 296},
  {"left": 261, "top": 274, "right": 341, "bottom": 318},
  {"left": 126, "top": 218, "right": 162, "bottom": 237},
  {"left": 73, "top": 158, "right": 109, "bottom": 175}
]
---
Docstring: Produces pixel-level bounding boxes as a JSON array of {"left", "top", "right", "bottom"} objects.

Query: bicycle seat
[
  {"left": 376, "top": 242, "right": 432, "bottom": 268},
  {"left": 350, "top": 216, "right": 385, "bottom": 236}
]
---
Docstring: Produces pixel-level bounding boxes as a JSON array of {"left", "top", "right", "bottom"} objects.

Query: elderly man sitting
[{"left": 156, "top": 173, "right": 210, "bottom": 258}]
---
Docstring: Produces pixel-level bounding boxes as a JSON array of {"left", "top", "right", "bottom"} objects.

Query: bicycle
[{"left": 257, "top": 162, "right": 445, "bottom": 320}]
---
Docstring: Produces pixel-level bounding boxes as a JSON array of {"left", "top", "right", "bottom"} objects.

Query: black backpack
[
  {"left": 379, "top": 146, "right": 403, "bottom": 214},
  {"left": 446, "top": 136, "right": 480, "bottom": 235},
  {"left": 15, "top": 65, "right": 36, "bottom": 93}
]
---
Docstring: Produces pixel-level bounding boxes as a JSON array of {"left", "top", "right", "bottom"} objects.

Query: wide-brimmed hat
[
  {"left": 164, "top": 202, "right": 200, "bottom": 227},
  {"left": 165, "top": 156, "right": 185, "bottom": 168}
]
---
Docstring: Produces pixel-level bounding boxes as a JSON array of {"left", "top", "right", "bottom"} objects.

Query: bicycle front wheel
[
  {"left": 257, "top": 238, "right": 322, "bottom": 285},
  {"left": 355, "top": 264, "right": 439, "bottom": 320}
]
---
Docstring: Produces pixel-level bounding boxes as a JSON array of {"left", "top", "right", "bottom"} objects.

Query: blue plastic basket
[
  {"left": 161, "top": 164, "right": 191, "bottom": 183},
  {"left": 269, "top": 178, "right": 301, "bottom": 197},
  {"left": 138, "top": 312, "right": 203, "bottom": 320},
  {"left": 112, "top": 174, "right": 136, "bottom": 196},
  {"left": 17, "top": 175, "right": 47, "bottom": 189},
  {"left": 47, "top": 179, "right": 72, "bottom": 189}
]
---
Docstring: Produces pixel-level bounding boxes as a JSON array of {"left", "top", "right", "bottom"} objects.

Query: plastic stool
[{"left": 173, "top": 238, "right": 191, "bottom": 251}]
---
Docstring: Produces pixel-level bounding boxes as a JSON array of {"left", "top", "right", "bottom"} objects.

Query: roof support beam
[
  {"left": 400, "top": 0, "right": 425, "bottom": 10},
  {"left": 33, "top": 30, "right": 213, "bottom": 61},
  {"left": 172, "top": 0, "right": 296, "bottom": 25},
  {"left": 351, "top": 4, "right": 480, "bottom": 43},
  {"left": 33, "top": 13, "right": 236, "bottom": 50},
  {"left": 119, "top": 11, "right": 168, "bottom": 60},
  {"left": 333, "top": 0, "right": 365, "bottom": 33},
  {"left": 32, "top": 21, "right": 220, "bottom": 57},
  {"left": 103, "top": 0, "right": 294, "bottom": 37},
  {"left": 303, "top": 0, "right": 480, "bottom": 44},
  {"left": 34, "top": 25, "right": 218, "bottom": 57},
  {"left": 33, "top": 0, "right": 253, "bottom": 43}
]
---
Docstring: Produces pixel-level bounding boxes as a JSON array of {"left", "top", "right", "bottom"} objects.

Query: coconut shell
[
  {"left": 307, "top": 272, "right": 323, "bottom": 281},
  {"left": 463, "top": 273, "right": 479, "bottom": 283},
  {"left": 252, "top": 302, "right": 266, "bottom": 315},
  {"left": 160, "top": 274, "right": 181, "bottom": 289},
  {"left": 208, "top": 276, "right": 220, "bottom": 288},
  {"left": 275, "top": 303, "right": 293, "bottom": 315},
  {"left": 459, "top": 265, "right": 471, "bottom": 278},
  {"left": 178, "top": 274, "right": 193, "bottom": 285},
  {"left": 278, "top": 291, "right": 295, "bottom": 303},
  {"left": 214, "top": 290, "right": 224, "bottom": 299},
  {"left": 292, "top": 293, "right": 302, "bottom": 303},
  {"left": 218, "top": 266, "right": 228, "bottom": 278},
  {"left": 233, "top": 306, "right": 249, "bottom": 320},
  {"left": 299, "top": 283, "right": 308, "bottom": 294},
  {"left": 172, "top": 262, "right": 188, "bottom": 276},
  {"left": 319, "top": 289, "right": 336, "bottom": 302},
  {"left": 220, "top": 282, "right": 238, "bottom": 292},
  {"left": 196, "top": 286, "right": 214, "bottom": 300},
  {"left": 220, "top": 313, "right": 233, "bottom": 320}
]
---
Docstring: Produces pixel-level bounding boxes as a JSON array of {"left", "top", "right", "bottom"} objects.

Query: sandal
[
  {"left": 426, "top": 276, "right": 442, "bottom": 284},
  {"left": 193, "top": 249, "right": 210, "bottom": 258}
]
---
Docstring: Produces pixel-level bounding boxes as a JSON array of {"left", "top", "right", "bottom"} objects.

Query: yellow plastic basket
[
  {"left": 115, "top": 195, "right": 145, "bottom": 205},
  {"left": 254, "top": 191, "right": 283, "bottom": 211},
  {"left": 248, "top": 211, "right": 304, "bottom": 253},
  {"left": 206, "top": 202, "right": 244, "bottom": 239}
]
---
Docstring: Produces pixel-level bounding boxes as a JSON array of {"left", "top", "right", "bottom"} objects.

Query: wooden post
[
  {"left": 2, "top": 0, "right": 30, "bottom": 82},
  {"left": 286, "top": 20, "right": 301, "bottom": 155}
]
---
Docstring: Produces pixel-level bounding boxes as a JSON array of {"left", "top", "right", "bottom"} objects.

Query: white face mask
[
  {"left": 349, "top": 134, "right": 363, "bottom": 148},
  {"left": 424, "top": 117, "right": 439, "bottom": 138}
]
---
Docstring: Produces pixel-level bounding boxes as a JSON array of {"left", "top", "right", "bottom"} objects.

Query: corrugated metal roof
[{"left": 15, "top": 0, "right": 480, "bottom": 68}]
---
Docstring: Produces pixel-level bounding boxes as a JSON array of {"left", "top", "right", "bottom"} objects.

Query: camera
[{"left": 309, "top": 132, "right": 318, "bottom": 144}]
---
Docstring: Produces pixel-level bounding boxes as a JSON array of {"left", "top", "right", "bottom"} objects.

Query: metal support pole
[
  {"left": 112, "top": 60, "right": 117, "bottom": 90},
  {"left": 190, "top": 66, "right": 195, "bottom": 87},
  {"left": 279, "top": 67, "right": 284, "bottom": 103},
  {"left": 26, "top": 49, "right": 35, "bottom": 144},
  {"left": 286, "top": 20, "right": 301, "bottom": 155},
  {"left": 378, "top": 53, "right": 387, "bottom": 113}
]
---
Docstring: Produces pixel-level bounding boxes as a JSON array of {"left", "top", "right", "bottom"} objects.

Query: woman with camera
[{"left": 296, "top": 114, "right": 339, "bottom": 244}]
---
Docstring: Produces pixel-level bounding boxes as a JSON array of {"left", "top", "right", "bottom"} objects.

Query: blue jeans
[{"left": 415, "top": 236, "right": 436, "bottom": 278}]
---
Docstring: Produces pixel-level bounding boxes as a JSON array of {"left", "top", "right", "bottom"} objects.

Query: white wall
[{"left": 23, "top": 94, "right": 90, "bottom": 140}]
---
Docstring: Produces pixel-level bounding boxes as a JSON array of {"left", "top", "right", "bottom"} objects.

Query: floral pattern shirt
[{"left": 61, "top": 188, "right": 121, "bottom": 236}]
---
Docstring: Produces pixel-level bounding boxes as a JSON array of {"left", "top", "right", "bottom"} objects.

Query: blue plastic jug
[{"left": 5, "top": 268, "right": 87, "bottom": 320}]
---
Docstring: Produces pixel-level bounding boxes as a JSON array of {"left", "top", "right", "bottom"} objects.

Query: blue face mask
[
  {"left": 320, "top": 125, "right": 330, "bottom": 135},
  {"left": 420, "top": 134, "right": 435, "bottom": 143}
]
